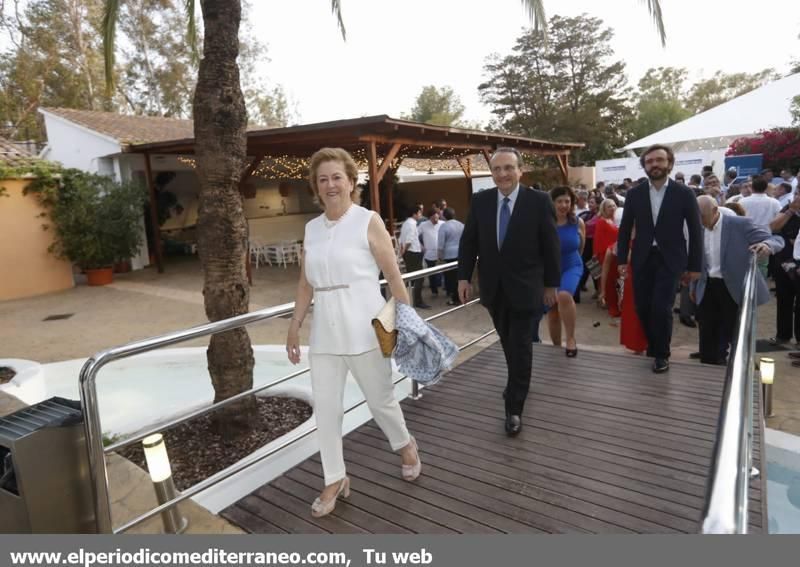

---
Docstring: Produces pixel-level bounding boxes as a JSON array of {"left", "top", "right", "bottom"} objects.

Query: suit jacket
[
  {"left": 692, "top": 215, "right": 784, "bottom": 306},
  {"left": 457, "top": 186, "right": 561, "bottom": 310},
  {"left": 617, "top": 179, "right": 703, "bottom": 275}
]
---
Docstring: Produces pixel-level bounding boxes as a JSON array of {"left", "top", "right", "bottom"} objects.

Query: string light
[{"left": 176, "top": 147, "right": 493, "bottom": 179}]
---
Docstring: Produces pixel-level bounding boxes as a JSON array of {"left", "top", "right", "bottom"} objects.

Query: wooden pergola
[{"left": 129, "top": 115, "right": 583, "bottom": 273}]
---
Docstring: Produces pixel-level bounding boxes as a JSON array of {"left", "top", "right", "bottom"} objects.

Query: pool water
[
  {"left": 766, "top": 428, "right": 800, "bottom": 533},
  {"left": 0, "top": 346, "right": 309, "bottom": 438}
]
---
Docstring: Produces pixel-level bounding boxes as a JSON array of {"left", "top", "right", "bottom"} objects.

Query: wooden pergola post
[
  {"left": 377, "top": 143, "right": 402, "bottom": 233},
  {"left": 366, "top": 141, "right": 380, "bottom": 215},
  {"left": 143, "top": 152, "right": 164, "bottom": 273}
]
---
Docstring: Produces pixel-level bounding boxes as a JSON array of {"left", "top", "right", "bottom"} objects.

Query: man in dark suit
[
  {"left": 457, "top": 147, "right": 561, "bottom": 435},
  {"left": 617, "top": 144, "right": 703, "bottom": 374}
]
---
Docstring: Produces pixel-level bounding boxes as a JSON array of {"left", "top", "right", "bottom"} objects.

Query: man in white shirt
[
  {"left": 575, "top": 190, "right": 589, "bottom": 215},
  {"left": 399, "top": 206, "right": 430, "bottom": 308},
  {"left": 740, "top": 175, "right": 782, "bottom": 275},
  {"left": 692, "top": 196, "right": 784, "bottom": 364},
  {"left": 418, "top": 209, "right": 442, "bottom": 297}
]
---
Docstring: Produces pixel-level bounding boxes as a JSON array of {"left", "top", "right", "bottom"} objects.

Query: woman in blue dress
[{"left": 547, "top": 186, "right": 585, "bottom": 357}]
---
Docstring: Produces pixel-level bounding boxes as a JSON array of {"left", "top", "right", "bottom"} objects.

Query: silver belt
[{"left": 314, "top": 284, "right": 350, "bottom": 292}]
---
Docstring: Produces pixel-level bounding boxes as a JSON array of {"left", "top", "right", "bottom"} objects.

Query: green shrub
[{"left": 30, "top": 169, "right": 147, "bottom": 269}]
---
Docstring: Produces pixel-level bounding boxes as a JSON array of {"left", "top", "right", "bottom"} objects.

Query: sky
[{"left": 249, "top": 0, "right": 800, "bottom": 126}]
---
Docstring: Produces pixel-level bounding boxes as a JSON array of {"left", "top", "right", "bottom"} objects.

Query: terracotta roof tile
[
  {"left": 0, "top": 137, "right": 40, "bottom": 168},
  {"left": 402, "top": 154, "right": 490, "bottom": 172},
  {"left": 40, "top": 107, "right": 195, "bottom": 145}
]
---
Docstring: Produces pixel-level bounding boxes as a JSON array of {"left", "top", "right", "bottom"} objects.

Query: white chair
[
  {"left": 263, "top": 243, "right": 287, "bottom": 268},
  {"left": 279, "top": 240, "right": 302, "bottom": 265},
  {"left": 249, "top": 238, "right": 268, "bottom": 269}
]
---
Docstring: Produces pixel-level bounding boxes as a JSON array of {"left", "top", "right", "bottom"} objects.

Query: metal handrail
[
  {"left": 700, "top": 252, "right": 759, "bottom": 534},
  {"left": 102, "top": 261, "right": 461, "bottom": 454},
  {"left": 79, "top": 260, "right": 491, "bottom": 533}
]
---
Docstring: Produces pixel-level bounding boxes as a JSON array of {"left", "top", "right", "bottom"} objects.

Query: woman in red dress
[
  {"left": 619, "top": 234, "right": 648, "bottom": 354},
  {"left": 593, "top": 199, "right": 620, "bottom": 317}
]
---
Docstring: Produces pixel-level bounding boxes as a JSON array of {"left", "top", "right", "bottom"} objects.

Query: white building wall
[{"left": 40, "top": 112, "right": 122, "bottom": 173}]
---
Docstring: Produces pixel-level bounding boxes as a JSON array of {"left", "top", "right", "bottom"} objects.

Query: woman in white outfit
[{"left": 286, "top": 147, "right": 421, "bottom": 518}]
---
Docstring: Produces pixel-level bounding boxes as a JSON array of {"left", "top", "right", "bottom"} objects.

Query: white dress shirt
[
  {"left": 740, "top": 193, "right": 782, "bottom": 228},
  {"left": 399, "top": 217, "right": 421, "bottom": 253},
  {"left": 649, "top": 178, "right": 670, "bottom": 245},
  {"left": 497, "top": 184, "right": 520, "bottom": 248},
  {"left": 418, "top": 219, "right": 441, "bottom": 261},
  {"left": 704, "top": 213, "right": 724, "bottom": 278}
]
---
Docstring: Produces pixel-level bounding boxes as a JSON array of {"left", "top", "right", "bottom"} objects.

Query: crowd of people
[
  {"left": 569, "top": 158, "right": 800, "bottom": 369},
  {"left": 283, "top": 144, "right": 800, "bottom": 518}
]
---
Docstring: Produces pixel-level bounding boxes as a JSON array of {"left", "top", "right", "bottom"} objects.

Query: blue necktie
[{"left": 498, "top": 197, "right": 510, "bottom": 248}]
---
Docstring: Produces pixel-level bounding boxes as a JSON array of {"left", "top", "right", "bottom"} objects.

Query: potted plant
[{"left": 36, "top": 169, "right": 147, "bottom": 286}]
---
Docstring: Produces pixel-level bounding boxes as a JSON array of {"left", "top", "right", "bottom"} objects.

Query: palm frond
[
  {"left": 102, "top": 0, "right": 120, "bottom": 96},
  {"left": 184, "top": 0, "right": 198, "bottom": 64},
  {"left": 640, "top": 0, "right": 666, "bottom": 46},
  {"left": 520, "top": 0, "right": 546, "bottom": 33},
  {"left": 330, "top": 0, "right": 346, "bottom": 41}
]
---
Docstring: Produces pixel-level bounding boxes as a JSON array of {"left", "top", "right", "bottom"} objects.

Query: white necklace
[{"left": 323, "top": 204, "right": 353, "bottom": 228}]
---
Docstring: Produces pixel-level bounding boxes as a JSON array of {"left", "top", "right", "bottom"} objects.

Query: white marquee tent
[{"left": 623, "top": 73, "right": 800, "bottom": 153}]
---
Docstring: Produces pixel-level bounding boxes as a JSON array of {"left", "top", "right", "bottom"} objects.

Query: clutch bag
[
  {"left": 372, "top": 297, "right": 397, "bottom": 357},
  {"left": 586, "top": 256, "right": 602, "bottom": 279}
]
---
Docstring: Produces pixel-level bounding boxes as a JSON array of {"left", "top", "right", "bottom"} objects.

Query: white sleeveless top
[{"left": 304, "top": 205, "right": 385, "bottom": 355}]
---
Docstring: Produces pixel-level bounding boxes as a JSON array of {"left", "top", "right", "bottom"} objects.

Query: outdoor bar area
[{"left": 128, "top": 115, "right": 583, "bottom": 274}]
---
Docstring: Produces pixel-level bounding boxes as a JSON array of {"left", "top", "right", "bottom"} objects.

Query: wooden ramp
[{"left": 222, "top": 343, "right": 767, "bottom": 534}]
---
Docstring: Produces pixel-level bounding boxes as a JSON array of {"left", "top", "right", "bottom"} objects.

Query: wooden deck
[{"left": 222, "top": 343, "right": 767, "bottom": 534}]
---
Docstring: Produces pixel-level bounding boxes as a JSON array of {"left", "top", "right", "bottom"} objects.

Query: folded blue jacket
[{"left": 393, "top": 302, "right": 458, "bottom": 385}]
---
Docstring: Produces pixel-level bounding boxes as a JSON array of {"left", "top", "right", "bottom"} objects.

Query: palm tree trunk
[{"left": 193, "top": 0, "right": 256, "bottom": 437}]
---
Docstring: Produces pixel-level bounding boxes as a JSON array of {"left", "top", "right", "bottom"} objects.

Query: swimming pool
[{"left": 766, "top": 428, "right": 800, "bottom": 533}]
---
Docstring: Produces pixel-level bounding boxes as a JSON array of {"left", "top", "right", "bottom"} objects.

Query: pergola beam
[
  {"left": 239, "top": 153, "right": 266, "bottom": 190},
  {"left": 455, "top": 156, "right": 472, "bottom": 178},
  {"left": 376, "top": 142, "right": 402, "bottom": 181},
  {"left": 555, "top": 154, "right": 569, "bottom": 184},
  {"left": 482, "top": 149, "right": 493, "bottom": 168}
]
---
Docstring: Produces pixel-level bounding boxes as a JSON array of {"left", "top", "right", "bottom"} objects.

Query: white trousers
[{"left": 309, "top": 348, "right": 410, "bottom": 485}]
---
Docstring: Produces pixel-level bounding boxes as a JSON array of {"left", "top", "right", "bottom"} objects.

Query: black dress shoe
[
  {"left": 505, "top": 413, "right": 522, "bottom": 436},
  {"left": 653, "top": 358, "right": 670, "bottom": 373},
  {"left": 416, "top": 303, "right": 432, "bottom": 309},
  {"left": 689, "top": 351, "right": 701, "bottom": 359},
  {"left": 679, "top": 316, "right": 697, "bottom": 328}
]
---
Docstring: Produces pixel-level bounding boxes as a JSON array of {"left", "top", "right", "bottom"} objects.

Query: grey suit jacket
[{"left": 692, "top": 215, "right": 784, "bottom": 306}]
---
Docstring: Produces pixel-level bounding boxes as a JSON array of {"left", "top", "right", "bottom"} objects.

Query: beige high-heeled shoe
[
  {"left": 401, "top": 436, "right": 422, "bottom": 481},
  {"left": 310, "top": 477, "right": 350, "bottom": 518}
]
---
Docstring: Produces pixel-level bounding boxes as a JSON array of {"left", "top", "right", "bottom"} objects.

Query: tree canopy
[
  {"left": 0, "top": 0, "right": 291, "bottom": 141},
  {"left": 479, "top": 14, "right": 630, "bottom": 164},
  {"left": 404, "top": 85, "right": 465, "bottom": 127},
  {"left": 629, "top": 66, "right": 778, "bottom": 141}
]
